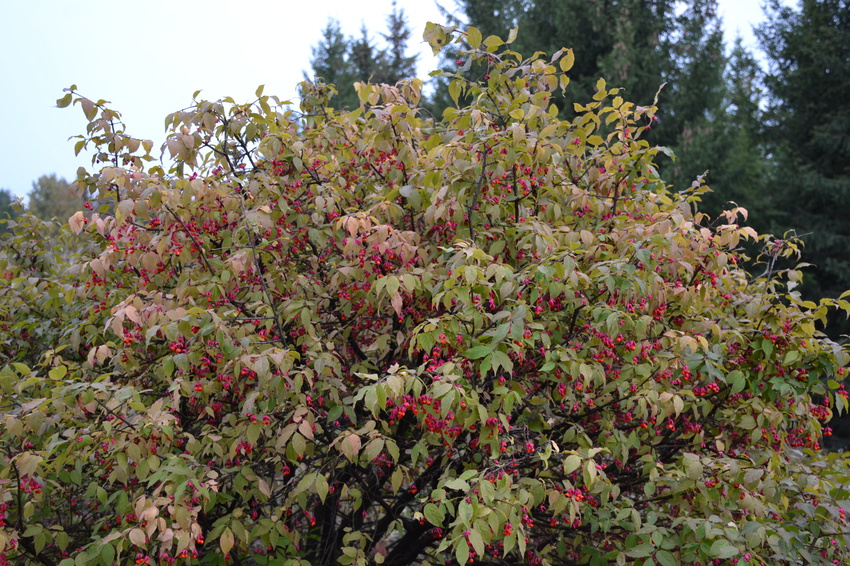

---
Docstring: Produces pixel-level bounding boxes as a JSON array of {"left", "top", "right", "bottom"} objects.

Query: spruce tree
[
  {"left": 307, "top": 6, "right": 418, "bottom": 111},
  {"left": 756, "top": 0, "right": 850, "bottom": 306},
  {"left": 657, "top": 0, "right": 729, "bottom": 190},
  {"left": 307, "top": 19, "right": 359, "bottom": 109},
  {"left": 379, "top": 1, "right": 418, "bottom": 85},
  {"left": 431, "top": 1, "right": 728, "bottom": 152},
  {"left": 692, "top": 39, "right": 773, "bottom": 222}
]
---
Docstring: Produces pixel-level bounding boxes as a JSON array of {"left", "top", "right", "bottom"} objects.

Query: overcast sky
[{"left": 0, "top": 0, "right": 779, "bottom": 200}]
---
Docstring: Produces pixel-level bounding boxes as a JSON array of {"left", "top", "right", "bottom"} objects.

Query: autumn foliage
[{"left": 2, "top": 24, "right": 850, "bottom": 566}]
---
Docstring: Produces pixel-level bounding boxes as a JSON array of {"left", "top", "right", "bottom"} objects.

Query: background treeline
[
  {"left": 0, "top": 174, "right": 83, "bottom": 231},
  {"left": 303, "top": 0, "right": 850, "bottom": 336}
]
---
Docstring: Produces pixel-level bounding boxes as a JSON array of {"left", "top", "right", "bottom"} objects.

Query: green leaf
[
  {"left": 563, "top": 454, "right": 581, "bottom": 474},
  {"left": 449, "top": 80, "right": 461, "bottom": 106},
  {"left": 445, "top": 478, "right": 470, "bottom": 491},
  {"left": 468, "top": 529, "right": 485, "bottom": 557},
  {"left": 463, "top": 345, "right": 492, "bottom": 359},
  {"left": 583, "top": 460, "right": 597, "bottom": 488},
  {"left": 709, "top": 540, "right": 738, "bottom": 558},
  {"left": 491, "top": 350, "right": 513, "bottom": 374},
  {"left": 56, "top": 93, "right": 73, "bottom": 108},
  {"left": 727, "top": 370, "right": 745, "bottom": 395},
  {"left": 220, "top": 527, "right": 234, "bottom": 555},
  {"left": 683, "top": 453, "right": 702, "bottom": 480},
  {"left": 625, "top": 543, "right": 653, "bottom": 558},
  {"left": 49, "top": 365, "right": 68, "bottom": 380},
  {"left": 655, "top": 549, "right": 677, "bottom": 566},
  {"left": 100, "top": 542, "right": 115, "bottom": 565},
  {"left": 315, "top": 474, "right": 329, "bottom": 503},
  {"left": 362, "top": 438, "right": 384, "bottom": 463},
  {"left": 424, "top": 503, "right": 445, "bottom": 526},
  {"left": 455, "top": 540, "right": 469, "bottom": 565}
]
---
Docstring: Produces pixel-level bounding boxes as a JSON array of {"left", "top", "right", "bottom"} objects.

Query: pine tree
[
  {"left": 349, "top": 25, "right": 385, "bottom": 85},
  {"left": 429, "top": 0, "right": 686, "bottom": 120},
  {"left": 378, "top": 1, "right": 418, "bottom": 85},
  {"left": 692, "top": 39, "right": 773, "bottom": 222},
  {"left": 656, "top": 0, "right": 729, "bottom": 188},
  {"left": 307, "top": 7, "right": 418, "bottom": 111},
  {"left": 308, "top": 19, "right": 352, "bottom": 87},
  {"left": 430, "top": 0, "right": 729, "bottom": 154},
  {"left": 307, "top": 19, "right": 359, "bottom": 110},
  {"left": 756, "top": 0, "right": 850, "bottom": 304}
]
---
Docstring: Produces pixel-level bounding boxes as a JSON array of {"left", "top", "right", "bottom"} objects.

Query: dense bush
[{"left": 1, "top": 24, "right": 850, "bottom": 566}]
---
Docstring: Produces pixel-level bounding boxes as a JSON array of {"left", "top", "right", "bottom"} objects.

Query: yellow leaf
[
  {"left": 129, "top": 528, "right": 146, "bottom": 548},
  {"left": 483, "top": 35, "right": 504, "bottom": 52},
  {"left": 340, "top": 433, "right": 361, "bottom": 462},
  {"left": 56, "top": 93, "right": 73, "bottom": 108},
  {"left": 220, "top": 527, "right": 234, "bottom": 555},
  {"left": 559, "top": 49, "right": 575, "bottom": 72},
  {"left": 391, "top": 291, "right": 403, "bottom": 316},
  {"left": 467, "top": 26, "right": 482, "bottom": 49},
  {"left": 423, "top": 22, "right": 454, "bottom": 55}
]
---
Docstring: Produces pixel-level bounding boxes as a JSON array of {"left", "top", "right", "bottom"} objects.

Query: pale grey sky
[{"left": 0, "top": 0, "right": 778, "bottom": 200}]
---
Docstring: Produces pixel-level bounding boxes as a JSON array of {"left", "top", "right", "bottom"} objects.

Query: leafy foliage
[
  {"left": 2, "top": 24, "right": 850, "bottom": 566},
  {"left": 430, "top": 0, "right": 747, "bottom": 231}
]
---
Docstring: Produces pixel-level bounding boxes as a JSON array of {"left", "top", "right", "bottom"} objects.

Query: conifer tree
[
  {"left": 692, "top": 39, "right": 772, "bottom": 222},
  {"left": 757, "top": 0, "right": 850, "bottom": 305},
  {"left": 307, "top": 19, "right": 360, "bottom": 109},
  {"left": 307, "top": 6, "right": 417, "bottom": 111},
  {"left": 432, "top": 1, "right": 728, "bottom": 154},
  {"left": 379, "top": 1, "right": 418, "bottom": 85}
]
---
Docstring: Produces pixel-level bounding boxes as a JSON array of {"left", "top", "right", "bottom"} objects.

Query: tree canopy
[
  {"left": 26, "top": 174, "right": 83, "bottom": 222},
  {"left": 1, "top": 23, "right": 850, "bottom": 566}
]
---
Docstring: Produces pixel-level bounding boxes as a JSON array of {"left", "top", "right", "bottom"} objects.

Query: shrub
[{"left": 1, "top": 24, "right": 849, "bottom": 566}]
